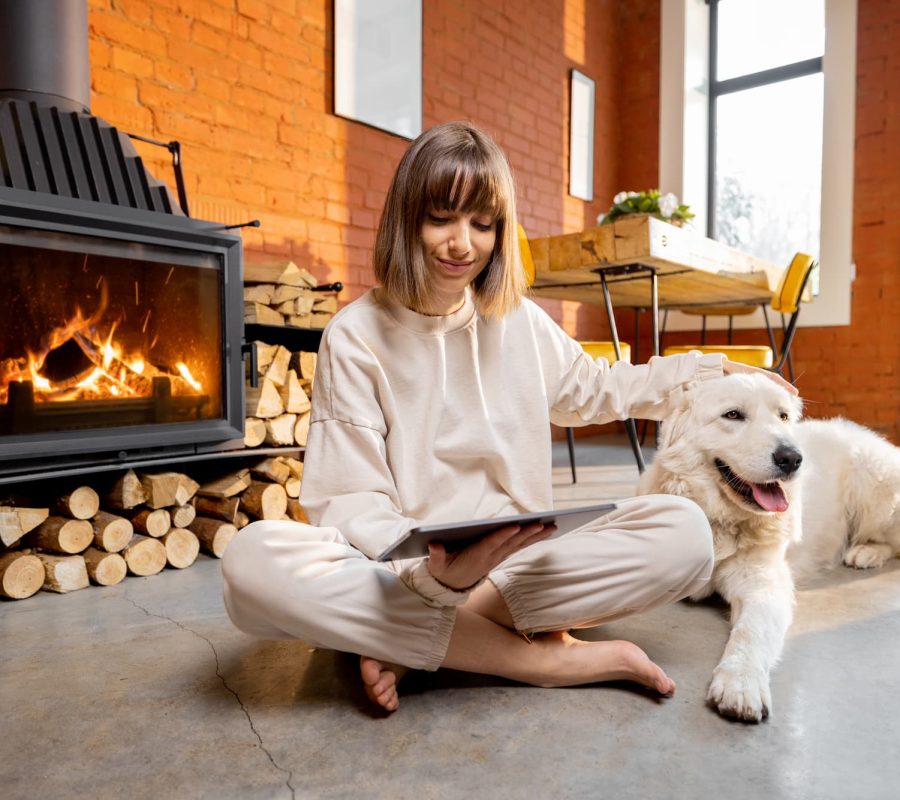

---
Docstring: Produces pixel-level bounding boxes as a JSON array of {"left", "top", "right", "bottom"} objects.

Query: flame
[{"left": 1, "top": 288, "right": 205, "bottom": 405}]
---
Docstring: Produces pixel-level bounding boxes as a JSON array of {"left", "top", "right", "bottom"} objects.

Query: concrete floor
[{"left": 2, "top": 437, "right": 899, "bottom": 799}]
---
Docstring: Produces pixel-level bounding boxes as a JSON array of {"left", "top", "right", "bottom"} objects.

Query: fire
[{"left": 0, "top": 292, "right": 205, "bottom": 405}]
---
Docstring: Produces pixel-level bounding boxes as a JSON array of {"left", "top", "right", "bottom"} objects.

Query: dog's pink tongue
[{"left": 751, "top": 483, "right": 789, "bottom": 512}]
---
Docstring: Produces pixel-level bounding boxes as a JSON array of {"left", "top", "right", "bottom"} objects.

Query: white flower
[
  {"left": 659, "top": 192, "right": 679, "bottom": 218},
  {"left": 596, "top": 212, "right": 606, "bottom": 224},
  {"left": 613, "top": 191, "right": 628, "bottom": 204},
  {"left": 627, "top": 191, "right": 639, "bottom": 198}
]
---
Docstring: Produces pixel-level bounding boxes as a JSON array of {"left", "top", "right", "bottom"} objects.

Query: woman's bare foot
[
  {"left": 531, "top": 632, "right": 676, "bottom": 695},
  {"left": 360, "top": 656, "right": 409, "bottom": 712}
]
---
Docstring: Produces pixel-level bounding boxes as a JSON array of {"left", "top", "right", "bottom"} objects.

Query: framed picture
[
  {"left": 569, "top": 69, "right": 595, "bottom": 201},
  {"left": 333, "top": 0, "right": 423, "bottom": 139}
]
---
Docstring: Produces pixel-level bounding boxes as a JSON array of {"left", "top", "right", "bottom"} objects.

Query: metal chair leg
[
  {"left": 625, "top": 418, "right": 645, "bottom": 473},
  {"left": 566, "top": 426, "right": 577, "bottom": 483}
]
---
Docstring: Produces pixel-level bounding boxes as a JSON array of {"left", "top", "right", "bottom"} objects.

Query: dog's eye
[
  {"left": 779, "top": 411, "right": 790, "bottom": 421},
  {"left": 722, "top": 409, "right": 745, "bottom": 421}
]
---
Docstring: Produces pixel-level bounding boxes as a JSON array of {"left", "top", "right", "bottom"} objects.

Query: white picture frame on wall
[
  {"left": 333, "top": 0, "right": 423, "bottom": 139},
  {"left": 569, "top": 69, "right": 595, "bottom": 201}
]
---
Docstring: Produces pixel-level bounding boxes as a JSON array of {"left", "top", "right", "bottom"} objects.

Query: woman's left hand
[
  {"left": 426, "top": 522, "right": 555, "bottom": 591},
  {"left": 722, "top": 359, "right": 799, "bottom": 395}
]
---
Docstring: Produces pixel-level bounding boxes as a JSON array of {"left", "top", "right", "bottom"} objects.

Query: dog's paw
[
  {"left": 707, "top": 663, "right": 771, "bottom": 723},
  {"left": 843, "top": 543, "right": 891, "bottom": 569}
]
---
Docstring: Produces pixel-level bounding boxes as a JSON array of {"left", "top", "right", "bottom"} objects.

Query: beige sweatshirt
[{"left": 299, "top": 288, "right": 724, "bottom": 604}]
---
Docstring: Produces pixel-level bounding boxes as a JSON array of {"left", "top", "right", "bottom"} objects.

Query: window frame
[{"left": 659, "top": 0, "right": 856, "bottom": 329}]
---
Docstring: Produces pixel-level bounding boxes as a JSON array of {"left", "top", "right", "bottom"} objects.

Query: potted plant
[{"left": 597, "top": 189, "right": 694, "bottom": 227}]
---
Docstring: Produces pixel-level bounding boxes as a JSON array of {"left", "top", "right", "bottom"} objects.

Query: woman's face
[{"left": 418, "top": 208, "right": 497, "bottom": 315}]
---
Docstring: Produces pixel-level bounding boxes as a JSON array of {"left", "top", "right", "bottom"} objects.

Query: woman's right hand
[{"left": 426, "top": 522, "right": 555, "bottom": 590}]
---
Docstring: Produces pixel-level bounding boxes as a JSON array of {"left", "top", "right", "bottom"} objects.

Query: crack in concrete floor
[{"left": 124, "top": 594, "right": 296, "bottom": 799}]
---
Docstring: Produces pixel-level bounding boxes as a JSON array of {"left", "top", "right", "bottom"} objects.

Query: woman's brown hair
[{"left": 373, "top": 121, "right": 526, "bottom": 318}]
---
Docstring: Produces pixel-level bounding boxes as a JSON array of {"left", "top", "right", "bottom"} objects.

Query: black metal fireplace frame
[{"left": 0, "top": 186, "right": 245, "bottom": 475}]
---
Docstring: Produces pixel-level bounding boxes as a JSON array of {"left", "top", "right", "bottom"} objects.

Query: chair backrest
[
  {"left": 771, "top": 252, "right": 817, "bottom": 314},
  {"left": 517, "top": 223, "right": 536, "bottom": 288},
  {"left": 581, "top": 341, "right": 631, "bottom": 364}
]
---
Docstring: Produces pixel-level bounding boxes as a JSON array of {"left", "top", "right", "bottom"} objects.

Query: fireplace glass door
[{"left": 0, "top": 225, "right": 224, "bottom": 441}]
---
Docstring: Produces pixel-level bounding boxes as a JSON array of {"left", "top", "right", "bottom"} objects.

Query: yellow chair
[
  {"left": 518, "top": 225, "right": 645, "bottom": 480},
  {"left": 663, "top": 252, "right": 818, "bottom": 380}
]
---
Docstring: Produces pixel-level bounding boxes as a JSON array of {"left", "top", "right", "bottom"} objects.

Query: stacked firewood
[
  {"left": 0, "top": 457, "right": 307, "bottom": 601},
  {"left": 244, "top": 342, "right": 316, "bottom": 449},
  {"left": 243, "top": 261, "right": 338, "bottom": 328}
]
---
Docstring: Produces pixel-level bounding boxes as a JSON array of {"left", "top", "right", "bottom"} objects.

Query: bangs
[{"left": 422, "top": 155, "right": 502, "bottom": 217}]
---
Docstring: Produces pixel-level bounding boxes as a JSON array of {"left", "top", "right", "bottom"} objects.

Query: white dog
[{"left": 638, "top": 373, "right": 900, "bottom": 722}]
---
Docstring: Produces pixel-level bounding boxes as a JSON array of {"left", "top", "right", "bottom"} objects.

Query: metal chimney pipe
[{"left": 0, "top": 0, "right": 91, "bottom": 113}]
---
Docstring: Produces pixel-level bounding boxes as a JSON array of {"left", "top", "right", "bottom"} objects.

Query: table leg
[{"left": 651, "top": 269, "right": 659, "bottom": 357}]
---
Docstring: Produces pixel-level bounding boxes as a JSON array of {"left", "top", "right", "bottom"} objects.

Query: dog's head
[{"left": 656, "top": 374, "right": 804, "bottom": 519}]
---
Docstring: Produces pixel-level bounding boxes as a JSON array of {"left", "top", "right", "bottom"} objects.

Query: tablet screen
[{"left": 375, "top": 503, "right": 616, "bottom": 561}]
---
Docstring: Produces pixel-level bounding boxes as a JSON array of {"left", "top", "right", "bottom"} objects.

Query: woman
[{"left": 222, "top": 121, "right": 795, "bottom": 712}]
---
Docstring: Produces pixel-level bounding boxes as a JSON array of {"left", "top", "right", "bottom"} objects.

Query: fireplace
[{"left": 0, "top": 1, "right": 245, "bottom": 481}]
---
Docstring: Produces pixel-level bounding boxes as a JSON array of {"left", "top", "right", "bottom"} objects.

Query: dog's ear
[{"left": 658, "top": 383, "right": 697, "bottom": 449}]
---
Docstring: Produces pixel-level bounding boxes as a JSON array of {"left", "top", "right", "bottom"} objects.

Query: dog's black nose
[{"left": 773, "top": 444, "right": 803, "bottom": 475}]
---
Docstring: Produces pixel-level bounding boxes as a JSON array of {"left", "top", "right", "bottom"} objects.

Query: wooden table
[{"left": 528, "top": 215, "right": 780, "bottom": 357}]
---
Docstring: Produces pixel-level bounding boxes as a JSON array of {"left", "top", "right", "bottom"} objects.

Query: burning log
[
  {"left": 188, "top": 517, "right": 237, "bottom": 558},
  {"left": 82, "top": 547, "right": 127, "bottom": 586},
  {"left": 53, "top": 486, "right": 100, "bottom": 520},
  {"left": 37, "top": 554, "right": 90, "bottom": 593},
  {"left": 89, "top": 511, "right": 134, "bottom": 553},
  {"left": 0, "top": 551, "right": 45, "bottom": 600},
  {"left": 161, "top": 528, "right": 200, "bottom": 569},
  {"left": 25, "top": 516, "right": 93, "bottom": 554},
  {"left": 39, "top": 336, "right": 95, "bottom": 386},
  {"left": 0, "top": 505, "right": 49, "bottom": 547}
]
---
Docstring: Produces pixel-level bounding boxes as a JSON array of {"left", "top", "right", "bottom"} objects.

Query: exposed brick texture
[{"left": 87, "top": 0, "right": 898, "bottom": 441}]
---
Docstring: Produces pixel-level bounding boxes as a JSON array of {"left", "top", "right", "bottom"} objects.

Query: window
[
  {"left": 659, "top": 0, "right": 856, "bottom": 328},
  {"left": 708, "top": 0, "right": 824, "bottom": 268}
]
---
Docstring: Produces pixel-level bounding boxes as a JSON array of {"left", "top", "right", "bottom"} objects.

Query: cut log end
[{"left": 0, "top": 552, "right": 45, "bottom": 599}]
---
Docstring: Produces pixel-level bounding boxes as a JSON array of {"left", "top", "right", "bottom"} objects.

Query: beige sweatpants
[{"left": 221, "top": 494, "right": 714, "bottom": 671}]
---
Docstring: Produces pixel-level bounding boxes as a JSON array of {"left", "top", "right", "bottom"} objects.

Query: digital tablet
[{"left": 375, "top": 503, "right": 616, "bottom": 562}]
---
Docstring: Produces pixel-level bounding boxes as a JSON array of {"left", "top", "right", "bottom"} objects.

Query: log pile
[
  {"left": 243, "top": 342, "right": 316, "bottom": 449},
  {"left": 243, "top": 261, "right": 338, "bottom": 329},
  {"left": 0, "top": 456, "right": 309, "bottom": 601}
]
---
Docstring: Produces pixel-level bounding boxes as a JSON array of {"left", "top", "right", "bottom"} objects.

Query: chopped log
[
  {"left": 0, "top": 551, "right": 44, "bottom": 599},
  {"left": 197, "top": 469, "right": 251, "bottom": 499},
  {"left": 188, "top": 517, "right": 237, "bottom": 558},
  {"left": 275, "top": 299, "right": 297, "bottom": 315},
  {"left": 234, "top": 511, "right": 250, "bottom": 529},
  {"left": 264, "top": 413, "right": 297, "bottom": 446},
  {"left": 161, "top": 528, "right": 200, "bottom": 569},
  {"left": 52, "top": 486, "right": 100, "bottom": 520},
  {"left": 90, "top": 511, "right": 134, "bottom": 553},
  {"left": 277, "top": 261, "right": 317, "bottom": 288},
  {"left": 278, "top": 370, "right": 311, "bottom": 414},
  {"left": 122, "top": 534, "right": 167, "bottom": 577},
  {"left": 240, "top": 480, "right": 287, "bottom": 520},
  {"left": 251, "top": 457, "right": 291, "bottom": 484},
  {"left": 309, "top": 312, "right": 332, "bottom": 328},
  {"left": 26, "top": 516, "right": 93, "bottom": 554},
  {"left": 294, "top": 412, "right": 311, "bottom": 446},
  {"left": 253, "top": 341, "right": 279, "bottom": 372},
  {"left": 313, "top": 295, "right": 338, "bottom": 314},
  {"left": 282, "top": 457, "right": 304, "bottom": 480},
  {"left": 284, "top": 477, "right": 301, "bottom": 498},
  {"left": 244, "top": 417, "right": 267, "bottom": 448},
  {"left": 139, "top": 472, "right": 200, "bottom": 508},
  {"left": 289, "top": 351, "right": 318, "bottom": 381},
  {"left": 264, "top": 345, "right": 291, "bottom": 387},
  {"left": 104, "top": 469, "right": 148, "bottom": 510},
  {"left": 271, "top": 284, "right": 306, "bottom": 304},
  {"left": 0, "top": 505, "right": 49, "bottom": 547},
  {"left": 125, "top": 508, "right": 171, "bottom": 538},
  {"left": 243, "top": 284, "right": 275, "bottom": 304},
  {"left": 82, "top": 547, "right": 127, "bottom": 586},
  {"left": 286, "top": 499, "right": 309, "bottom": 524},
  {"left": 293, "top": 294, "right": 316, "bottom": 315},
  {"left": 171, "top": 504, "right": 196, "bottom": 529},
  {"left": 287, "top": 313, "right": 312, "bottom": 328},
  {"left": 244, "top": 301, "right": 283, "bottom": 326},
  {"left": 38, "top": 554, "right": 89, "bottom": 593},
  {"left": 245, "top": 379, "right": 284, "bottom": 418},
  {"left": 192, "top": 495, "right": 240, "bottom": 524}
]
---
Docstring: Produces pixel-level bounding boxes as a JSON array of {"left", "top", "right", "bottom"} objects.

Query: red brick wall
[{"left": 86, "top": 0, "right": 898, "bottom": 441}]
